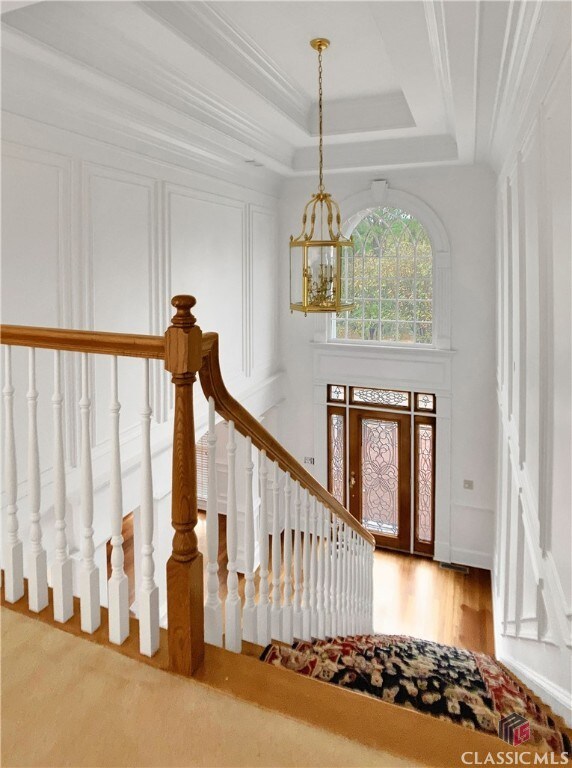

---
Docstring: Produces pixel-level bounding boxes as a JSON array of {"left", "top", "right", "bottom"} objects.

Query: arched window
[{"left": 333, "top": 207, "right": 433, "bottom": 345}]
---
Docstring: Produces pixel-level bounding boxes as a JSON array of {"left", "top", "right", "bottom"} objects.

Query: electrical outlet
[
  {"left": 463, "top": 479, "right": 474, "bottom": 490},
  {"left": 304, "top": 457, "right": 315, "bottom": 465}
]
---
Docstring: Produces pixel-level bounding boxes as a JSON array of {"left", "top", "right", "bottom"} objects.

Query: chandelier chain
[{"left": 318, "top": 46, "right": 324, "bottom": 193}]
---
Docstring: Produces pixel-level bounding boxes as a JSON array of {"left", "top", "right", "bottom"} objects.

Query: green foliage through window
[{"left": 334, "top": 207, "right": 433, "bottom": 344}]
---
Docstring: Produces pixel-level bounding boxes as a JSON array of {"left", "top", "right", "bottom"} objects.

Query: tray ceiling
[{"left": 1, "top": 1, "right": 567, "bottom": 179}]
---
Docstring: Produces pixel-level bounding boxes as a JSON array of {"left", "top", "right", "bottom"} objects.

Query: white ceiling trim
[
  {"left": 424, "top": 1, "right": 456, "bottom": 138},
  {"left": 0, "top": 27, "right": 290, "bottom": 184},
  {"left": 142, "top": 1, "right": 310, "bottom": 130},
  {"left": 143, "top": 1, "right": 418, "bottom": 141},
  {"left": 294, "top": 134, "right": 458, "bottom": 174},
  {"left": 308, "top": 92, "right": 415, "bottom": 137},
  {"left": 368, "top": 2, "right": 447, "bottom": 136},
  {"left": 487, "top": 0, "right": 543, "bottom": 165},
  {"left": 0, "top": 25, "right": 294, "bottom": 174},
  {"left": 0, "top": 1, "right": 40, "bottom": 14}
]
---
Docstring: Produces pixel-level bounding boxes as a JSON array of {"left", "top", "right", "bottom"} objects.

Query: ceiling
[{"left": 1, "top": 1, "right": 567, "bottom": 181}]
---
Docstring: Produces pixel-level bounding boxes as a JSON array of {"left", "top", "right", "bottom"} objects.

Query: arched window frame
[{"left": 320, "top": 182, "right": 451, "bottom": 350}]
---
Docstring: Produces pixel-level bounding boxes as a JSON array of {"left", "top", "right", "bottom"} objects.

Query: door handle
[{"left": 349, "top": 471, "right": 356, "bottom": 489}]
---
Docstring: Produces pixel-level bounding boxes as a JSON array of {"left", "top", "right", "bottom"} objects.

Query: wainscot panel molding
[
  {"left": 493, "top": 40, "right": 571, "bottom": 723},
  {"left": 1, "top": 107, "right": 281, "bottom": 614}
]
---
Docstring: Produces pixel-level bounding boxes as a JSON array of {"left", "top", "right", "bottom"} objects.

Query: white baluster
[
  {"left": 348, "top": 529, "right": 355, "bottom": 635},
  {"left": 282, "top": 473, "right": 293, "bottom": 644},
  {"left": 335, "top": 519, "right": 343, "bottom": 637},
  {"left": 301, "top": 490, "right": 311, "bottom": 640},
  {"left": 324, "top": 508, "right": 331, "bottom": 637},
  {"left": 79, "top": 353, "right": 100, "bottom": 633},
  {"left": 351, "top": 530, "right": 357, "bottom": 635},
  {"left": 341, "top": 522, "right": 348, "bottom": 636},
  {"left": 138, "top": 359, "right": 159, "bottom": 656},
  {"left": 357, "top": 536, "right": 362, "bottom": 633},
  {"left": 370, "top": 545, "right": 375, "bottom": 633},
  {"left": 357, "top": 536, "right": 365, "bottom": 634},
  {"left": 354, "top": 533, "right": 362, "bottom": 633},
  {"left": 309, "top": 498, "right": 318, "bottom": 638},
  {"left": 356, "top": 536, "right": 362, "bottom": 633},
  {"left": 362, "top": 543, "right": 366, "bottom": 634},
  {"left": 3, "top": 346, "right": 24, "bottom": 603},
  {"left": 242, "top": 436, "right": 256, "bottom": 643},
  {"left": 26, "top": 348, "right": 48, "bottom": 612},
  {"left": 270, "top": 461, "right": 281, "bottom": 641},
  {"left": 292, "top": 481, "right": 302, "bottom": 639},
  {"left": 316, "top": 504, "right": 325, "bottom": 639},
  {"left": 225, "top": 421, "right": 242, "bottom": 653},
  {"left": 204, "top": 397, "right": 222, "bottom": 646},
  {"left": 366, "top": 542, "right": 370, "bottom": 632},
  {"left": 108, "top": 357, "right": 129, "bottom": 645},
  {"left": 257, "top": 451, "right": 270, "bottom": 645},
  {"left": 51, "top": 350, "right": 73, "bottom": 622},
  {"left": 330, "top": 516, "right": 338, "bottom": 637}
]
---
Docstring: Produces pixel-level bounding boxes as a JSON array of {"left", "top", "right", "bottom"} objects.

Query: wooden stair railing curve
[
  {"left": 1, "top": 294, "right": 373, "bottom": 682},
  {"left": 200, "top": 331, "right": 375, "bottom": 547}
]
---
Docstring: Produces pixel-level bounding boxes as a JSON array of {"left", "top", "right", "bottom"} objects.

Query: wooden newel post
[{"left": 165, "top": 295, "right": 204, "bottom": 675}]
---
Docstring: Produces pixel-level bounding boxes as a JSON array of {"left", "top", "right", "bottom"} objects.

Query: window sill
[{"left": 313, "top": 340, "right": 456, "bottom": 357}]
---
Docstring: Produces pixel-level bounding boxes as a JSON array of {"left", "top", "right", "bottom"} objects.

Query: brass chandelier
[{"left": 290, "top": 38, "right": 355, "bottom": 315}]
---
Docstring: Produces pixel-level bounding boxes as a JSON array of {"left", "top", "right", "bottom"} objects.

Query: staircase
[
  {"left": 1, "top": 293, "right": 373, "bottom": 665},
  {"left": 2, "top": 293, "right": 569, "bottom": 767}
]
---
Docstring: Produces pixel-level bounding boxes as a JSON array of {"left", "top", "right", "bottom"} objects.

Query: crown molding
[
  {"left": 0, "top": 18, "right": 294, "bottom": 173},
  {"left": 487, "top": 0, "right": 570, "bottom": 173},
  {"left": 294, "top": 134, "right": 458, "bottom": 173},
  {"left": 425, "top": 0, "right": 481, "bottom": 165},
  {"left": 487, "top": 1, "right": 542, "bottom": 164},
  {"left": 1, "top": 26, "right": 293, "bottom": 184},
  {"left": 0, "top": 1, "right": 41, "bottom": 14},
  {"left": 308, "top": 92, "right": 415, "bottom": 137},
  {"left": 142, "top": 1, "right": 310, "bottom": 131}
]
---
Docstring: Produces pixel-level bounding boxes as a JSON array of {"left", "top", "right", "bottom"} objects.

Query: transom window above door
[{"left": 333, "top": 206, "right": 433, "bottom": 345}]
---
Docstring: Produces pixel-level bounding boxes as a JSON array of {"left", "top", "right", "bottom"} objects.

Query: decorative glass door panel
[
  {"left": 361, "top": 419, "right": 399, "bottom": 536},
  {"left": 327, "top": 406, "right": 346, "bottom": 506},
  {"left": 414, "top": 416, "right": 435, "bottom": 554},
  {"left": 349, "top": 409, "right": 411, "bottom": 551}
]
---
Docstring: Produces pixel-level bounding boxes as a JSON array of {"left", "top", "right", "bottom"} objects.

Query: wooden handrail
[
  {"left": 0, "top": 325, "right": 165, "bottom": 359},
  {"left": 200, "top": 332, "right": 375, "bottom": 547}
]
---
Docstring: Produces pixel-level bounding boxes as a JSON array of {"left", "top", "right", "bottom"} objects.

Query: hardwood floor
[
  {"left": 371, "top": 549, "right": 494, "bottom": 655},
  {"left": 108, "top": 511, "right": 494, "bottom": 655}
]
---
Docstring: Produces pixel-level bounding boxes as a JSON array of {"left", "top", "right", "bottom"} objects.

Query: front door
[
  {"left": 349, "top": 408, "right": 411, "bottom": 551},
  {"left": 326, "top": 385, "right": 436, "bottom": 555}
]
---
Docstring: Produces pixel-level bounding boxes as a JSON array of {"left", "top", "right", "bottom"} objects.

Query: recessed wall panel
[
  {"left": 89, "top": 169, "right": 154, "bottom": 446},
  {"left": 252, "top": 207, "right": 277, "bottom": 374},
  {"left": 168, "top": 188, "right": 244, "bottom": 383},
  {"left": 1, "top": 151, "right": 68, "bottom": 482}
]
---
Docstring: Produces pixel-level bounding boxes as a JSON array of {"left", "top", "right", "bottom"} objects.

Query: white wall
[
  {"left": 493, "top": 47, "right": 572, "bottom": 723},
  {"left": 278, "top": 165, "right": 497, "bottom": 568},
  {"left": 1, "top": 110, "right": 281, "bottom": 608}
]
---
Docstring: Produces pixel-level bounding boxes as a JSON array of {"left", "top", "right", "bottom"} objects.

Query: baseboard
[
  {"left": 449, "top": 546, "right": 492, "bottom": 571},
  {"left": 498, "top": 653, "right": 572, "bottom": 726}
]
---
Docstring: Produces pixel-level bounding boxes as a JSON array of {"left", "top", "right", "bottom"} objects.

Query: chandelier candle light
[{"left": 290, "top": 38, "right": 355, "bottom": 314}]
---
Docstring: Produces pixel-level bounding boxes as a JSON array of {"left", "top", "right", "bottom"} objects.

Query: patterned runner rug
[{"left": 261, "top": 634, "right": 571, "bottom": 755}]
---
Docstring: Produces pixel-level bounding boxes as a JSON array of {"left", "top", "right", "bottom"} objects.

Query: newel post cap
[
  {"left": 165, "top": 295, "right": 202, "bottom": 374},
  {"left": 171, "top": 295, "right": 197, "bottom": 327}
]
